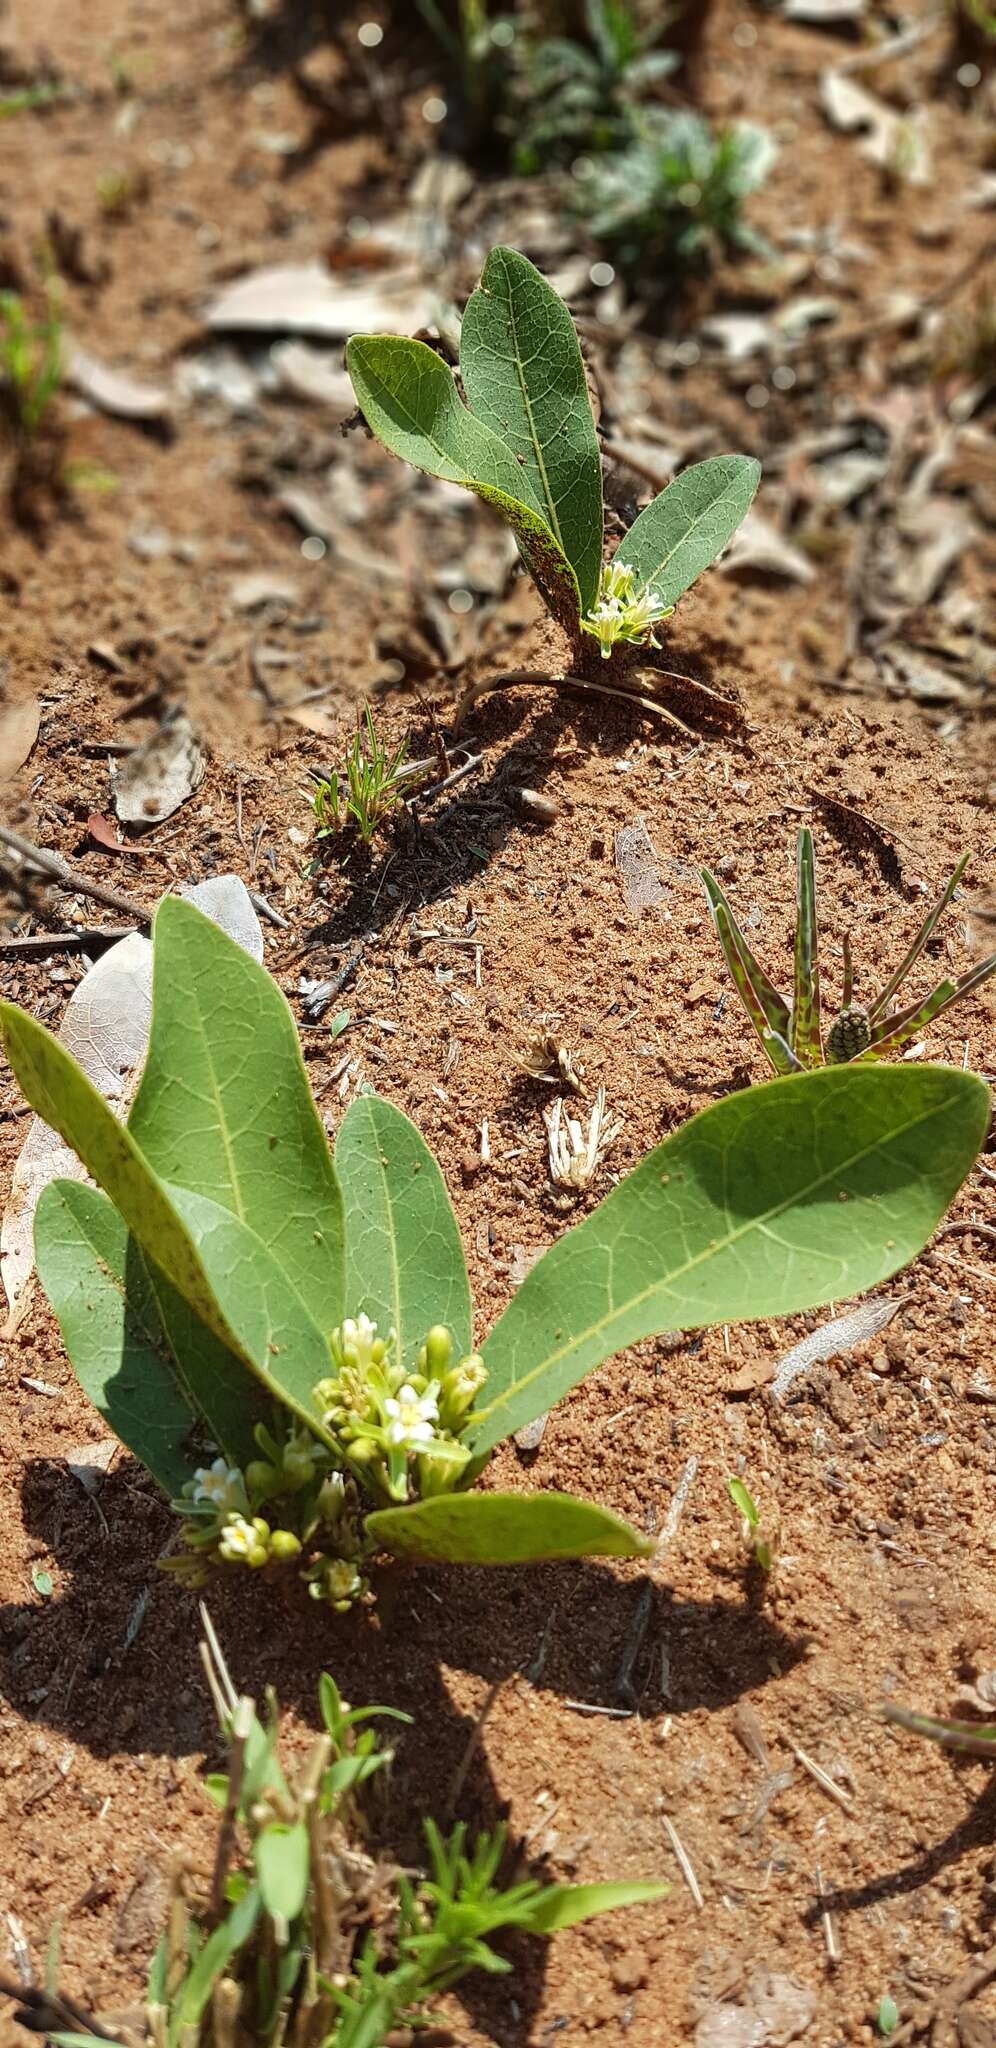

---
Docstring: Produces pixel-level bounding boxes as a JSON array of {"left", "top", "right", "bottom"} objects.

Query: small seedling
[
  {"left": 704, "top": 829, "right": 996, "bottom": 1075},
  {"left": 569, "top": 107, "right": 773, "bottom": 281},
  {"left": 23, "top": 1614, "right": 665, "bottom": 2047},
  {"left": 0, "top": 900, "right": 986, "bottom": 1608},
  {"left": 0, "top": 289, "right": 62, "bottom": 436},
  {"left": 726, "top": 1478, "right": 777, "bottom": 1576},
  {"left": 310, "top": 707, "right": 414, "bottom": 843},
  {"left": 346, "top": 245, "right": 760, "bottom": 715},
  {"left": 878, "top": 1700, "right": 996, "bottom": 1758},
  {"left": 508, "top": 0, "right": 679, "bottom": 173},
  {"left": 415, "top": 0, "right": 518, "bottom": 140}
]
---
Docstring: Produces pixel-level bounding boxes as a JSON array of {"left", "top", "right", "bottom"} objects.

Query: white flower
[
  {"left": 383, "top": 1380, "right": 441, "bottom": 1452},
  {"left": 191, "top": 1458, "right": 246, "bottom": 1516},
  {"left": 218, "top": 1514, "right": 269, "bottom": 1566},
  {"left": 329, "top": 1312, "right": 391, "bottom": 1374},
  {"left": 580, "top": 560, "right": 674, "bottom": 659}
]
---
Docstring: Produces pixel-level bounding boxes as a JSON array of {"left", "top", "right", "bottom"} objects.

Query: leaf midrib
[
  {"left": 489, "top": 259, "right": 565, "bottom": 555},
  {"left": 358, "top": 348, "right": 547, "bottom": 529},
  {"left": 475, "top": 1083, "right": 960, "bottom": 1437}
]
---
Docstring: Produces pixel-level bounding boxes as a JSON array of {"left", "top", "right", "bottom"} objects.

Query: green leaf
[
  {"left": 366, "top": 1490, "right": 653, "bottom": 1564},
  {"left": 513, "top": 1878, "right": 669, "bottom": 1935},
  {"left": 170, "top": 1884, "right": 261, "bottom": 2037},
  {"left": 701, "top": 865, "right": 794, "bottom": 1075},
  {"left": 256, "top": 1819, "right": 309, "bottom": 1923},
  {"left": 345, "top": 333, "right": 582, "bottom": 628},
  {"left": 460, "top": 247, "right": 603, "bottom": 612},
  {"left": 792, "top": 828, "right": 822, "bottom": 1065},
  {"left": 472, "top": 1064, "right": 988, "bottom": 1452},
  {"left": 31, "top": 1566, "right": 53, "bottom": 1597},
  {"left": 129, "top": 897, "right": 345, "bottom": 1344},
  {"left": 0, "top": 997, "right": 252, "bottom": 1360},
  {"left": 0, "top": 1000, "right": 332, "bottom": 1449},
  {"left": 611, "top": 453, "right": 760, "bottom": 608},
  {"left": 335, "top": 1095, "right": 472, "bottom": 1368},
  {"left": 34, "top": 1180, "right": 258, "bottom": 1489}
]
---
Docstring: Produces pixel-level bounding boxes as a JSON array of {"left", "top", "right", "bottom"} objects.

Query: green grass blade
[
  {"left": 878, "top": 1702, "right": 996, "bottom": 1757},
  {"left": 460, "top": 247, "right": 604, "bottom": 611},
  {"left": 791, "top": 828, "right": 823, "bottom": 1066},
  {"left": 868, "top": 854, "right": 970, "bottom": 1021},
  {"left": 702, "top": 868, "right": 793, "bottom": 1074}
]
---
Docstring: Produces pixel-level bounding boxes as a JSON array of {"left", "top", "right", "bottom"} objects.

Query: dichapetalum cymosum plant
[
  {"left": 704, "top": 829, "right": 996, "bottom": 1075},
  {"left": 23, "top": 1613, "right": 665, "bottom": 2048},
  {"left": 346, "top": 245, "right": 760, "bottom": 728},
  {"left": 0, "top": 898, "right": 987, "bottom": 1608},
  {"left": 567, "top": 108, "right": 773, "bottom": 282}
]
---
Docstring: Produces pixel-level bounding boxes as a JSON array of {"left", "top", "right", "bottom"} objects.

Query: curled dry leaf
[
  {"left": 719, "top": 514, "right": 815, "bottom": 585},
  {"left": 820, "top": 68, "right": 930, "bottom": 184},
  {"left": 544, "top": 1087, "right": 623, "bottom": 1191},
  {"left": 0, "top": 697, "right": 41, "bottom": 781},
  {"left": 771, "top": 1296, "right": 906, "bottom": 1401},
  {"left": 112, "top": 711, "right": 204, "bottom": 826}
]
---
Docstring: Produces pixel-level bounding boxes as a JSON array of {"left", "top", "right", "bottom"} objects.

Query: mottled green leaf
[
  {"left": 612, "top": 453, "right": 760, "bottom": 606},
  {"left": 702, "top": 866, "right": 794, "bottom": 1075},
  {"left": 129, "top": 897, "right": 345, "bottom": 1343},
  {"left": 460, "top": 246, "right": 603, "bottom": 611},
  {"left": 345, "top": 333, "right": 582, "bottom": 627},
  {"left": 792, "top": 828, "right": 822, "bottom": 1065},
  {"left": 335, "top": 1095, "right": 472, "bottom": 1368},
  {"left": 366, "top": 1490, "right": 652, "bottom": 1564},
  {"left": 471, "top": 1065, "right": 988, "bottom": 1452}
]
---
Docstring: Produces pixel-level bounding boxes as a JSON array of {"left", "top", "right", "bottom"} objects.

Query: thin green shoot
[
  {"left": 310, "top": 707, "right": 415, "bottom": 844},
  {"left": 727, "top": 1477, "right": 776, "bottom": 1575},
  {"left": 0, "top": 290, "right": 63, "bottom": 436}
]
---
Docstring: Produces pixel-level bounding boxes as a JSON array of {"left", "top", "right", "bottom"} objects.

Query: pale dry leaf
[
  {"left": 270, "top": 340, "right": 356, "bottom": 414},
  {"left": 112, "top": 711, "right": 204, "bottom": 825},
  {"left": 614, "top": 815, "right": 667, "bottom": 912},
  {"left": 0, "top": 697, "right": 41, "bottom": 781},
  {"left": 205, "top": 262, "right": 434, "bottom": 339},
  {"left": 820, "top": 68, "right": 930, "bottom": 183},
  {"left": 719, "top": 514, "right": 815, "bottom": 585},
  {"left": 771, "top": 1296, "right": 905, "bottom": 1401},
  {"left": 66, "top": 344, "right": 172, "bottom": 422}
]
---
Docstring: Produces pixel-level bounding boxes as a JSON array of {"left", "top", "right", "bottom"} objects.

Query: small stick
[
  {"left": 454, "top": 669, "right": 694, "bottom": 738},
  {"left": 0, "top": 926, "right": 136, "bottom": 956},
  {"left": 784, "top": 1737, "right": 854, "bottom": 1812},
  {"left": 446, "top": 1678, "right": 504, "bottom": 1815},
  {"left": 652, "top": 1455, "right": 698, "bottom": 1575},
  {"left": 247, "top": 888, "right": 290, "bottom": 931},
  {"left": 208, "top": 1695, "right": 254, "bottom": 1921},
  {"left": 563, "top": 1700, "right": 634, "bottom": 1718},
  {"left": 617, "top": 1581, "right": 654, "bottom": 1708},
  {"left": 815, "top": 1865, "right": 841, "bottom": 1965},
  {"left": 0, "top": 825, "right": 150, "bottom": 924},
  {"left": 662, "top": 1815, "right": 704, "bottom": 1909}
]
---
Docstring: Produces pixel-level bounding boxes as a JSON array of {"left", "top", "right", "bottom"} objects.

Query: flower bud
[
  {"left": 245, "top": 1460, "right": 280, "bottom": 1498},
  {"left": 282, "top": 1452, "right": 315, "bottom": 1491},
  {"left": 422, "top": 1324, "right": 453, "bottom": 1376},
  {"left": 439, "top": 1353, "right": 488, "bottom": 1431},
  {"left": 269, "top": 1529, "right": 302, "bottom": 1562}
]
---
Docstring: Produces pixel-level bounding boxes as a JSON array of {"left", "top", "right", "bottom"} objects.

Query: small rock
[{"left": 611, "top": 1950, "right": 650, "bottom": 1993}]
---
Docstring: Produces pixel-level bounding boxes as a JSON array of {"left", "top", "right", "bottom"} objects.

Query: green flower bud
[
  {"left": 422, "top": 1325, "right": 453, "bottom": 1376},
  {"left": 245, "top": 1460, "right": 280, "bottom": 1498},
  {"left": 282, "top": 1453, "right": 315, "bottom": 1491},
  {"left": 439, "top": 1353, "right": 488, "bottom": 1431},
  {"left": 269, "top": 1529, "right": 302, "bottom": 1562}
]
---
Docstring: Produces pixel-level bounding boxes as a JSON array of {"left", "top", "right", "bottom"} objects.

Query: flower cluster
[
  {"left": 580, "top": 560, "right": 674, "bottom": 660},
  {"left": 167, "top": 1317, "right": 488, "bottom": 1611},
  {"left": 313, "top": 1316, "right": 488, "bottom": 1506}
]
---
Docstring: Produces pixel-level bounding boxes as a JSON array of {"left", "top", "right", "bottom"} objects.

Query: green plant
[
  {"left": 0, "top": 81, "right": 64, "bottom": 117},
  {"left": 726, "top": 1477, "right": 776, "bottom": 1576},
  {"left": 704, "top": 829, "right": 996, "bottom": 1076},
  {"left": 310, "top": 707, "right": 414, "bottom": 844},
  {"left": 346, "top": 245, "right": 760, "bottom": 683},
  {"left": 507, "top": 0, "right": 679, "bottom": 174},
  {"left": 0, "top": 289, "right": 62, "bottom": 435},
  {"left": 878, "top": 1701, "right": 996, "bottom": 1758},
  {"left": 414, "top": 0, "right": 518, "bottom": 136},
  {"left": 28, "top": 1615, "right": 665, "bottom": 2048},
  {"left": 0, "top": 899, "right": 987, "bottom": 1606},
  {"left": 568, "top": 107, "right": 773, "bottom": 279}
]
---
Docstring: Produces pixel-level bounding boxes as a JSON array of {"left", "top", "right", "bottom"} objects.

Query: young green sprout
[
  {"left": 727, "top": 1477, "right": 777, "bottom": 1576},
  {"left": 310, "top": 705, "right": 415, "bottom": 844},
  {"left": 0, "top": 289, "right": 62, "bottom": 436},
  {"left": 703, "top": 830, "right": 996, "bottom": 1075}
]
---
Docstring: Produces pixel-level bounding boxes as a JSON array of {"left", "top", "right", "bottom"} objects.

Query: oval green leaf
[
  {"left": 129, "top": 897, "right": 345, "bottom": 1344},
  {"left": 335, "top": 1094, "right": 472, "bottom": 1368},
  {"left": 472, "top": 1064, "right": 989, "bottom": 1453},
  {"left": 460, "top": 246, "right": 604, "bottom": 612},
  {"left": 34, "top": 1180, "right": 260, "bottom": 1489},
  {"left": 255, "top": 1819, "right": 309, "bottom": 1924},
  {"left": 345, "top": 333, "right": 582, "bottom": 629},
  {"left": 366, "top": 1490, "right": 652, "bottom": 1565},
  {"left": 612, "top": 453, "right": 760, "bottom": 606}
]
